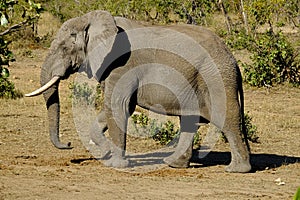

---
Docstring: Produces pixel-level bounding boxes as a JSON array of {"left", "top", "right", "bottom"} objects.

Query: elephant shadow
[
  {"left": 70, "top": 149, "right": 299, "bottom": 172},
  {"left": 125, "top": 150, "right": 300, "bottom": 171},
  {"left": 126, "top": 151, "right": 173, "bottom": 168},
  {"left": 191, "top": 150, "right": 300, "bottom": 172}
]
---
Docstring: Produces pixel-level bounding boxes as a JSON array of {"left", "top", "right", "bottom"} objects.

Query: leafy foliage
[
  {"left": 242, "top": 31, "right": 300, "bottom": 87},
  {"left": 131, "top": 113, "right": 179, "bottom": 145},
  {"left": 69, "top": 82, "right": 94, "bottom": 105},
  {"left": 243, "top": 112, "right": 259, "bottom": 143},
  {"left": 0, "top": 0, "right": 42, "bottom": 99},
  {"left": 44, "top": 0, "right": 300, "bottom": 88},
  {"left": 131, "top": 112, "right": 150, "bottom": 128},
  {"left": 244, "top": 0, "right": 298, "bottom": 32},
  {"left": 294, "top": 187, "right": 300, "bottom": 200},
  {"left": 151, "top": 120, "right": 179, "bottom": 145},
  {"left": 44, "top": 0, "right": 218, "bottom": 25},
  {"left": 224, "top": 28, "right": 253, "bottom": 50},
  {"left": 132, "top": 111, "right": 259, "bottom": 146},
  {"left": 219, "top": 0, "right": 300, "bottom": 87},
  {"left": 0, "top": 65, "right": 22, "bottom": 98},
  {"left": 69, "top": 82, "right": 103, "bottom": 107}
]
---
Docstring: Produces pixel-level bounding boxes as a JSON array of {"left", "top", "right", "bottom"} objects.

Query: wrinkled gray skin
[{"left": 29, "top": 10, "right": 251, "bottom": 173}]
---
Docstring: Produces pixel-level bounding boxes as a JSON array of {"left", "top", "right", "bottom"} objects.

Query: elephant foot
[
  {"left": 164, "top": 132, "right": 193, "bottom": 168},
  {"left": 103, "top": 156, "right": 129, "bottom": 168},
  {"left": 225, "top": 160, "right": 251, "bottom": 173},
  {"left": 164, "top": 154, "right": 190, "bottom": 168},
  {"left": 89, "top": 123, "right": 113, "bottom": 158},
  {"left": 89, "top": 136, "right": 112, "bottom": 159},
  {"left": 163, "top": 146, "right": 192, "bottom": 168},
  {"left": 102, "top": 146, "right": 129, "bottom": 168}
]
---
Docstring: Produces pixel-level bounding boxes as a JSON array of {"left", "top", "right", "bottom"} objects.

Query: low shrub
[
  {"left": 69, "top": 81, "right": 104, "bottom": 110},
  {"left": 242, "top": 31, "right": 300, "bottom": 87},
  {"left": 0, "top": 0, "right": 42, "bottom": 99},
  {"left": 243, "top": 112, "right": 259, "bottom": 143},
  {"left": 69, "top": 82, "right": 95, "bottom": 105},
  {"left": 221, "top": 112, "right": 259, "bottom": 144},
  {"left": 131, "top": 113, "right": 179, "bottom": 145},
  {"left": 131, "top": 111, "right": 259, "bottom": 146},
  {"left": 0, "top": 66, "right": 22, "bottom": 99}
]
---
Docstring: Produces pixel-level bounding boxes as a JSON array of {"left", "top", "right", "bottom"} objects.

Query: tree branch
[{"left": 0, "top": 19, "right": 30, "bottom": 36}]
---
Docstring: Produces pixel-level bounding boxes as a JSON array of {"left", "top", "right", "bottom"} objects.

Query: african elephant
[{"left": 26, "top": 10, "right": 251, "bottom": 173}]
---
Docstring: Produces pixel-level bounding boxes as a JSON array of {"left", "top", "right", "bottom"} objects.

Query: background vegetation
[
  {"left": 42, "top": 0, "right": 299, "bottom": 87},
  {"left": 1, "top": 0, "right": 299, "bottom": 145},
  {"left": 0, "top": 0, "right": 42, "bottom": 98},
  {"left": 1, "top": 0, "right": 299, "bottom": 98}
]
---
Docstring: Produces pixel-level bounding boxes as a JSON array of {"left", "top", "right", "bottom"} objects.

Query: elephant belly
[{"left": 136, "top": 84, "right": 202, "bottom": 116}]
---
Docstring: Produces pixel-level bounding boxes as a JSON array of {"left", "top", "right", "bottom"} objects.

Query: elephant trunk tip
[{"left": 54, "top": 141, "right": 73, "bottom": 150}]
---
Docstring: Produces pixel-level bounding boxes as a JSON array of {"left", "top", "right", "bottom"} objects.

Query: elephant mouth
[{"left": 25, "top": 75, "right": 60, "bottom": 97}]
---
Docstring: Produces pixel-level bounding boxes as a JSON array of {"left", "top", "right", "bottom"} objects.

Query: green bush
[
  {"left": 131, "top": 111, "right": 259, "bottom": 146},
  {"left": 243, "top": 112, "right": 259, "bottom": 143},
  {"left": 192, "top": 128, "right": 203, "bottom": 150},
  {"left": 221, "top": 112, "right": 259, "bottom": 144},
  {"left": 242, "top": 31, "right": 300, "bottom": 87},
  {"left": 131, "top": 113, "right": 179, "bottom": 145},
  {"left": 131, "top": 112, "right": 149, "bottom": 128},
  {"left": 0, "top": 0, "right": 42, "bottom": 99},
  {"left": 69, "top": 82, "right": 104, "bottom": 110},
  {"left": 44, "top": 0, "right": 218, "bottom": 25},
  {"left": 224, "top": 28, "right": 253, "bottom": 50},
  {"left": 0, "top": 22, "right": 22, "bottom": 98},
  {"left": 69, "top": 82, "right": 95, "bottom": 105},
  {"left": 151, "top": 120, "right": 179, "bottom": 145},
  {"left": 0, "top": 65, "right": 22, "bottom": 98}
]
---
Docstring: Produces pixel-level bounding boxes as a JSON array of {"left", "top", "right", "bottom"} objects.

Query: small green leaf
[
  {"left": 1, "top": 67, "right": 9, "bottom": 78},
  {"left": 0, "top": 14, "right": 8, "bottom": 26},
  {"left": 294, "top": 187, "right": 300, "bottom": 200}
]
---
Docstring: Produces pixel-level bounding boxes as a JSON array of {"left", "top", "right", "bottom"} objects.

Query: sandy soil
[{"left": 0, "top": 49, "right": 299, "bottom": 200}]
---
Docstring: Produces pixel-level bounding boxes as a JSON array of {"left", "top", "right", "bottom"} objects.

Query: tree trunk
[
  {"left": 218, "top": 0, "right": 233, "bottom": 33},
  {"left": 240, "top": 0, "right": 249, "bottom": 34}
]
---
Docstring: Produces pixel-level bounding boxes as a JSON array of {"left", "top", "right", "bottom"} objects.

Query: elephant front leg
[
  {"left": 102, "top": 69, "right": 137, "bottom": 168},
  {"left": 103, "top": 116, "right": 129, "bottom": 168},
  {"left": 89, "top": 110, "right": 112, "bottom": 159},
  {"left": 164, "top": 116, "right": 198, "bottom": 168},
  {"left": 164, "top": 132, "right": 194, "bottom": 168}
]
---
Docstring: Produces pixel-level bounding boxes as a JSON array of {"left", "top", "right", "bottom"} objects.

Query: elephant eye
[{"left": 70, "top": 33, "right": 77, "bottom": 40}]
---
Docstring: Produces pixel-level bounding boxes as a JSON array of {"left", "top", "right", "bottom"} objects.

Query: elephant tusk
[{"left": 25, "top": 76, "right": 60, "bottom": 97}]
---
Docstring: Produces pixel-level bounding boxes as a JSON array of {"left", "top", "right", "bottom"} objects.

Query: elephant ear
[
  {"left": 83, "top": 11, "right": 118, "bottom": 55},
  {"left": 79, "top": 10, "right": 118, "bottom": 77}
]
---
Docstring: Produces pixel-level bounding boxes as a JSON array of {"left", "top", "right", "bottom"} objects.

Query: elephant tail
[{"left": 237, "top": 66, "right": 251, "bottom": 153}]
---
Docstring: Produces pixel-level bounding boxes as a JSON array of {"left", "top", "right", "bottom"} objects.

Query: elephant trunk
[{"left": 41, "top": 68, "right": 72, "bottom": 149}]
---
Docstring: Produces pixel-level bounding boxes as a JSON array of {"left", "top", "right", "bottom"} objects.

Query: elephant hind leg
[
  {"left": 164, "top": 116, "right": 198, "bottom": 168},
  {"left": 222, "top": 107, "right": 251, "bottom": 173},
  {"left": 223, "top": 128, "right": 251, "bottom": 173}
]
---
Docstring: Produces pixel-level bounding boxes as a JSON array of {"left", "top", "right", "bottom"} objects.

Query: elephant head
[{"left": 25, "top": 11, "right": 118, "bottom": 149}]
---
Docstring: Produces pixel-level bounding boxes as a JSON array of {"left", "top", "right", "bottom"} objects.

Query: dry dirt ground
[{"left": 0, "top": 49, "right": 299, "bottom": 200}]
